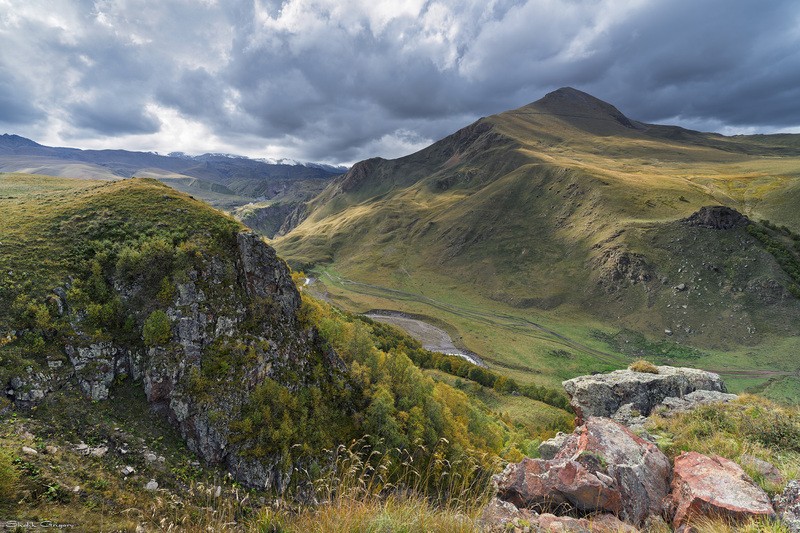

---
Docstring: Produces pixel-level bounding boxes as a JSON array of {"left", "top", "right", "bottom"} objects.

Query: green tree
[{"left": 143, "top": 310, "right": 171, "bottom": 346}]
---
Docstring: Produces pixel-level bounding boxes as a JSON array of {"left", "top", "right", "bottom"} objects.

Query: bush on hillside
[{"left": 143, "top": 310, "right": 171, "bottom": 347}]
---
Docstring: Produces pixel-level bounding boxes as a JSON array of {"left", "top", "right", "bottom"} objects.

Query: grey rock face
[
  {"left": 7, "top": 364, "right": 71, "bottom": 406},
  {"left": 563, "top": 366, "right": 728, "bottom": 423},
  {"left": 4, "top": 231, "right": 336, "bottom": 492},
  {"left": 684, "top": 205, "right": 749, "bottom": 230},
  {"left": 236, "top": 231, "right": 301, "bottom": 316},
  {"left": 775, "top": 480, "right": 800, "bottom": 532},
  {"left": 537, "top": 432, "right": 570, "bottom": 460},
  {"left": 657, "top": 389, "right": 738, "bottom": 415},
  {"left": 65, "top": 343, "right": 118, "bottom": 400}
]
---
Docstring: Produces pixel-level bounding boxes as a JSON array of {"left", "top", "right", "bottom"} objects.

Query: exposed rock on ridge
[
  {"left": 494, "top": 417, "right": 671, "bottom": 526},
  {"left": 5, "top": 231, "right": 343, "bottom": 491},
  {"left": 562, "top": 365, "right": 728, "bottom": 424},
  {"left": 684, "top": 205, "right": 749, "bottom": 230},
  {"left": 487, "top": 367, "right": 779, "bottom": 531}
]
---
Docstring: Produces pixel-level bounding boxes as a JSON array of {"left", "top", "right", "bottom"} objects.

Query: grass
[
  {"left": 251, "top": 438, "right": 491, "bottom": 533},
  {"left": 0, "top": 381, "right": 257, "bottom": 532},
  {"left": 628, "top": 359, "right": 659, "bottom": 373},
  {"left": 0, "top": 173, "right": 242, "bottom": 324},
  {"left": 647, "top": 394, "right": 800, "bottom": 495}
]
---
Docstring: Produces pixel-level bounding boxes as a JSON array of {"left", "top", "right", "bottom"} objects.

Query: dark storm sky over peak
[{"left": 0, "top": 0, "right": 798, "bottom": 165}]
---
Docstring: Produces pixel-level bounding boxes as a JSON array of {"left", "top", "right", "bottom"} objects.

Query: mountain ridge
[{"left": 272, "top": 87, "right": 800, "bottom": 401}]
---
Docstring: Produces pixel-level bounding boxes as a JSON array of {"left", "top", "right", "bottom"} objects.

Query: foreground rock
[
  {"left": 494, "top": 417, "right": 670, "bottom": 526},
  {"left": 562, "top": 366, "right": 728, "bottom": 423},
  {"left": 775, "top": 480, "right": 800, "bottom": 533},
  {"left": 669, "top": 452, "right": 775, "bottom": 529},
  {"left": 479, "top": 497, "right": 636, "bottom": 533}
]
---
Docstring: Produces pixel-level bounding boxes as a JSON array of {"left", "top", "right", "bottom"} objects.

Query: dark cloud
[
  {"left": 68, "top": 97, "right": 161, "bottom": 136},
  {"left": 0, "top": 74, "right": 43, "bottom": 124},
  {"left": 1, "top": 0, "right": 799, "bottom": 163}
]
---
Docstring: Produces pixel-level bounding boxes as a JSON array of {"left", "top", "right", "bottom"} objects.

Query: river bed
[{"left": 364, "top": 311, "right": 486, "bottom": 367}]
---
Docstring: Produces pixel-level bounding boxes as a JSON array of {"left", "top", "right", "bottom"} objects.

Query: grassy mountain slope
[
  {"left": 272, "top": 88, "right": 800, "bottom": 398},
  {"left": 0, "top": 172, "right": 569, "bottom": 529}
]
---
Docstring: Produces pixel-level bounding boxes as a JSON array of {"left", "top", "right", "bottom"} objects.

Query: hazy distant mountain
[{"left": 0, "top": 133, "right": 346, "bottom": 229}]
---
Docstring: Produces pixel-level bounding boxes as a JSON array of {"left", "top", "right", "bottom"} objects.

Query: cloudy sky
[{"left": 1, "top": 0, "right": 799, "bottom": 165}]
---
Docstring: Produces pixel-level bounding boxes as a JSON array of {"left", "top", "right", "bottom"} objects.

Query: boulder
[
  {"left": 478, "top": 497, "right": 536, "bottom": 532},
  {"left": 656, "top": 389, "right": 738, "bottom": 416},
  {"left": 494, "top": 417, "right": 670, "bottom": 526},
  {"left": 536, "top": 513, "right": 637, "bottom": 533},
  {"left": 479, "top": 499, "right": 637, "bottom": 533},
  {"left": 669, "top": 452, "right": 775, "bottom": 528},
  {"left": 739, "top": 454, "right": 784, "bottom": 486},
  {"left": 563, "top": 366, "right": 727, "bottom": 423},
  {"left": 538, "top": 432, "right": 570, "bottom": 460},
  {"left": 775, "top": 480, "right": 800, "bottom": 532}
]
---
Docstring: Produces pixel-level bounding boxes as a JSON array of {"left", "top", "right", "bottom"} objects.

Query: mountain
[
  {"left": 0, "top": 134, "right": 345, "bottom": 227},
  {"left": 272, "top": 87, "right": 800, "bottom": 401}
]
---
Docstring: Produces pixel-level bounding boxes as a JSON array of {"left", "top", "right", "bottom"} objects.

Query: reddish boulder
[
  {"left": 669, "top": 452, "right": 775, "bottom": 528},
  {"left": 494, "top": 417, "right": 670, "bottom": 526},
  {"left": 537, "top": 513, "right": 638, "bottom": 532}
]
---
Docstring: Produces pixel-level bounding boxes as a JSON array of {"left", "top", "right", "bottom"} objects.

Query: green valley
[{"left": 272, "top": 88, "right": 800, "bottom": 401}]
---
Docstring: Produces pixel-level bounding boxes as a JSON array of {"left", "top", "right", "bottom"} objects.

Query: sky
[{"left": 1, "top": 0, "right": 799, "bottom": 166}]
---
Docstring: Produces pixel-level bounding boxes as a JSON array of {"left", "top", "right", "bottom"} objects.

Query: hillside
[
  {"left": 0, "top": 172, "right": 568, "bottom": 529},
  {"left": 272, "top": 87, "right": 800, "bottom": 400},
  {"left": 0, "top": 134, "right": 342, "bottom": 227}
]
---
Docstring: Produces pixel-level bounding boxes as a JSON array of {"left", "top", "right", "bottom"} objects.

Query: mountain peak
[
  {"left": 528, "top": 87, "right": 638, "bottom": 129},
  {"left": 0, "top": 133, "right": 42, "bottom": 148}
]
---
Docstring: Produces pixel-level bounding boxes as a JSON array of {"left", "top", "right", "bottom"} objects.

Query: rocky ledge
[{"left": 562, "top": 365, "right": 735, "bottom": 425}]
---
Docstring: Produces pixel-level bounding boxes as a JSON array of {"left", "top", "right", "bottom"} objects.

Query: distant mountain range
[{"left": 0, "top": 134, "right": 346, "bottom": 233}]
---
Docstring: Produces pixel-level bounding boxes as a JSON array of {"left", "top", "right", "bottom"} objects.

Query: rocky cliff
[{"left": 4, "top": 230, "right": 345, "bottom": 490}]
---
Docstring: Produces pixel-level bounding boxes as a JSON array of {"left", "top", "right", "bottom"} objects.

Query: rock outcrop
[
  {"left": 4, "top": 231, "right": 344, "bottom": 491},
  {"left": 669, "top": 452, "right": 775, "bottom": 528},
  {"left": 495, "top": 417, "right": 671, "bottom": 526},
  {"left": 486, "top": 367, "right": 789, "bottom": 532},
  {"left": 562, "top": 365, "right": 729, "bottom": 424},
  {"left": 775, "top": 480, "right": 800, "bottom": 533},
  {"left": 684, "top": 205, "right": 749, "bottom": 230}
]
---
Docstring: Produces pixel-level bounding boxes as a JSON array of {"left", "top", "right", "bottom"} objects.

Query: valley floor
[{"left": 304, "top": 267, "right": 800, "bottom": 402}]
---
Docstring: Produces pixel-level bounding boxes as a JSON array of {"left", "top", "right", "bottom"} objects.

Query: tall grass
[
  {"left": 252, "top": 438, "right": 496, "bottom": 532},
  {"left": 647, "top": 394, "right": 800, "bottom": 494}
]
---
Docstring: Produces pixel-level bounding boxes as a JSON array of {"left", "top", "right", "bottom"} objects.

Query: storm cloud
[{"left": 0, "top": 0, "right": 798, "bottom": 164}]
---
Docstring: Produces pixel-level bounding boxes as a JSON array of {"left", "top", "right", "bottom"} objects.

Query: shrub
[
  {"left": 143, "top": 310, "right": 172, "bottom": 347},
  {"left": 629, "top": 359, "right": 659, "bottom": 373}
]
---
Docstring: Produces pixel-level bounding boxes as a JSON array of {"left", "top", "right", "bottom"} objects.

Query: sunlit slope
[{"left": 273, "top": 88, "right": 800, "bottom": 357}]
